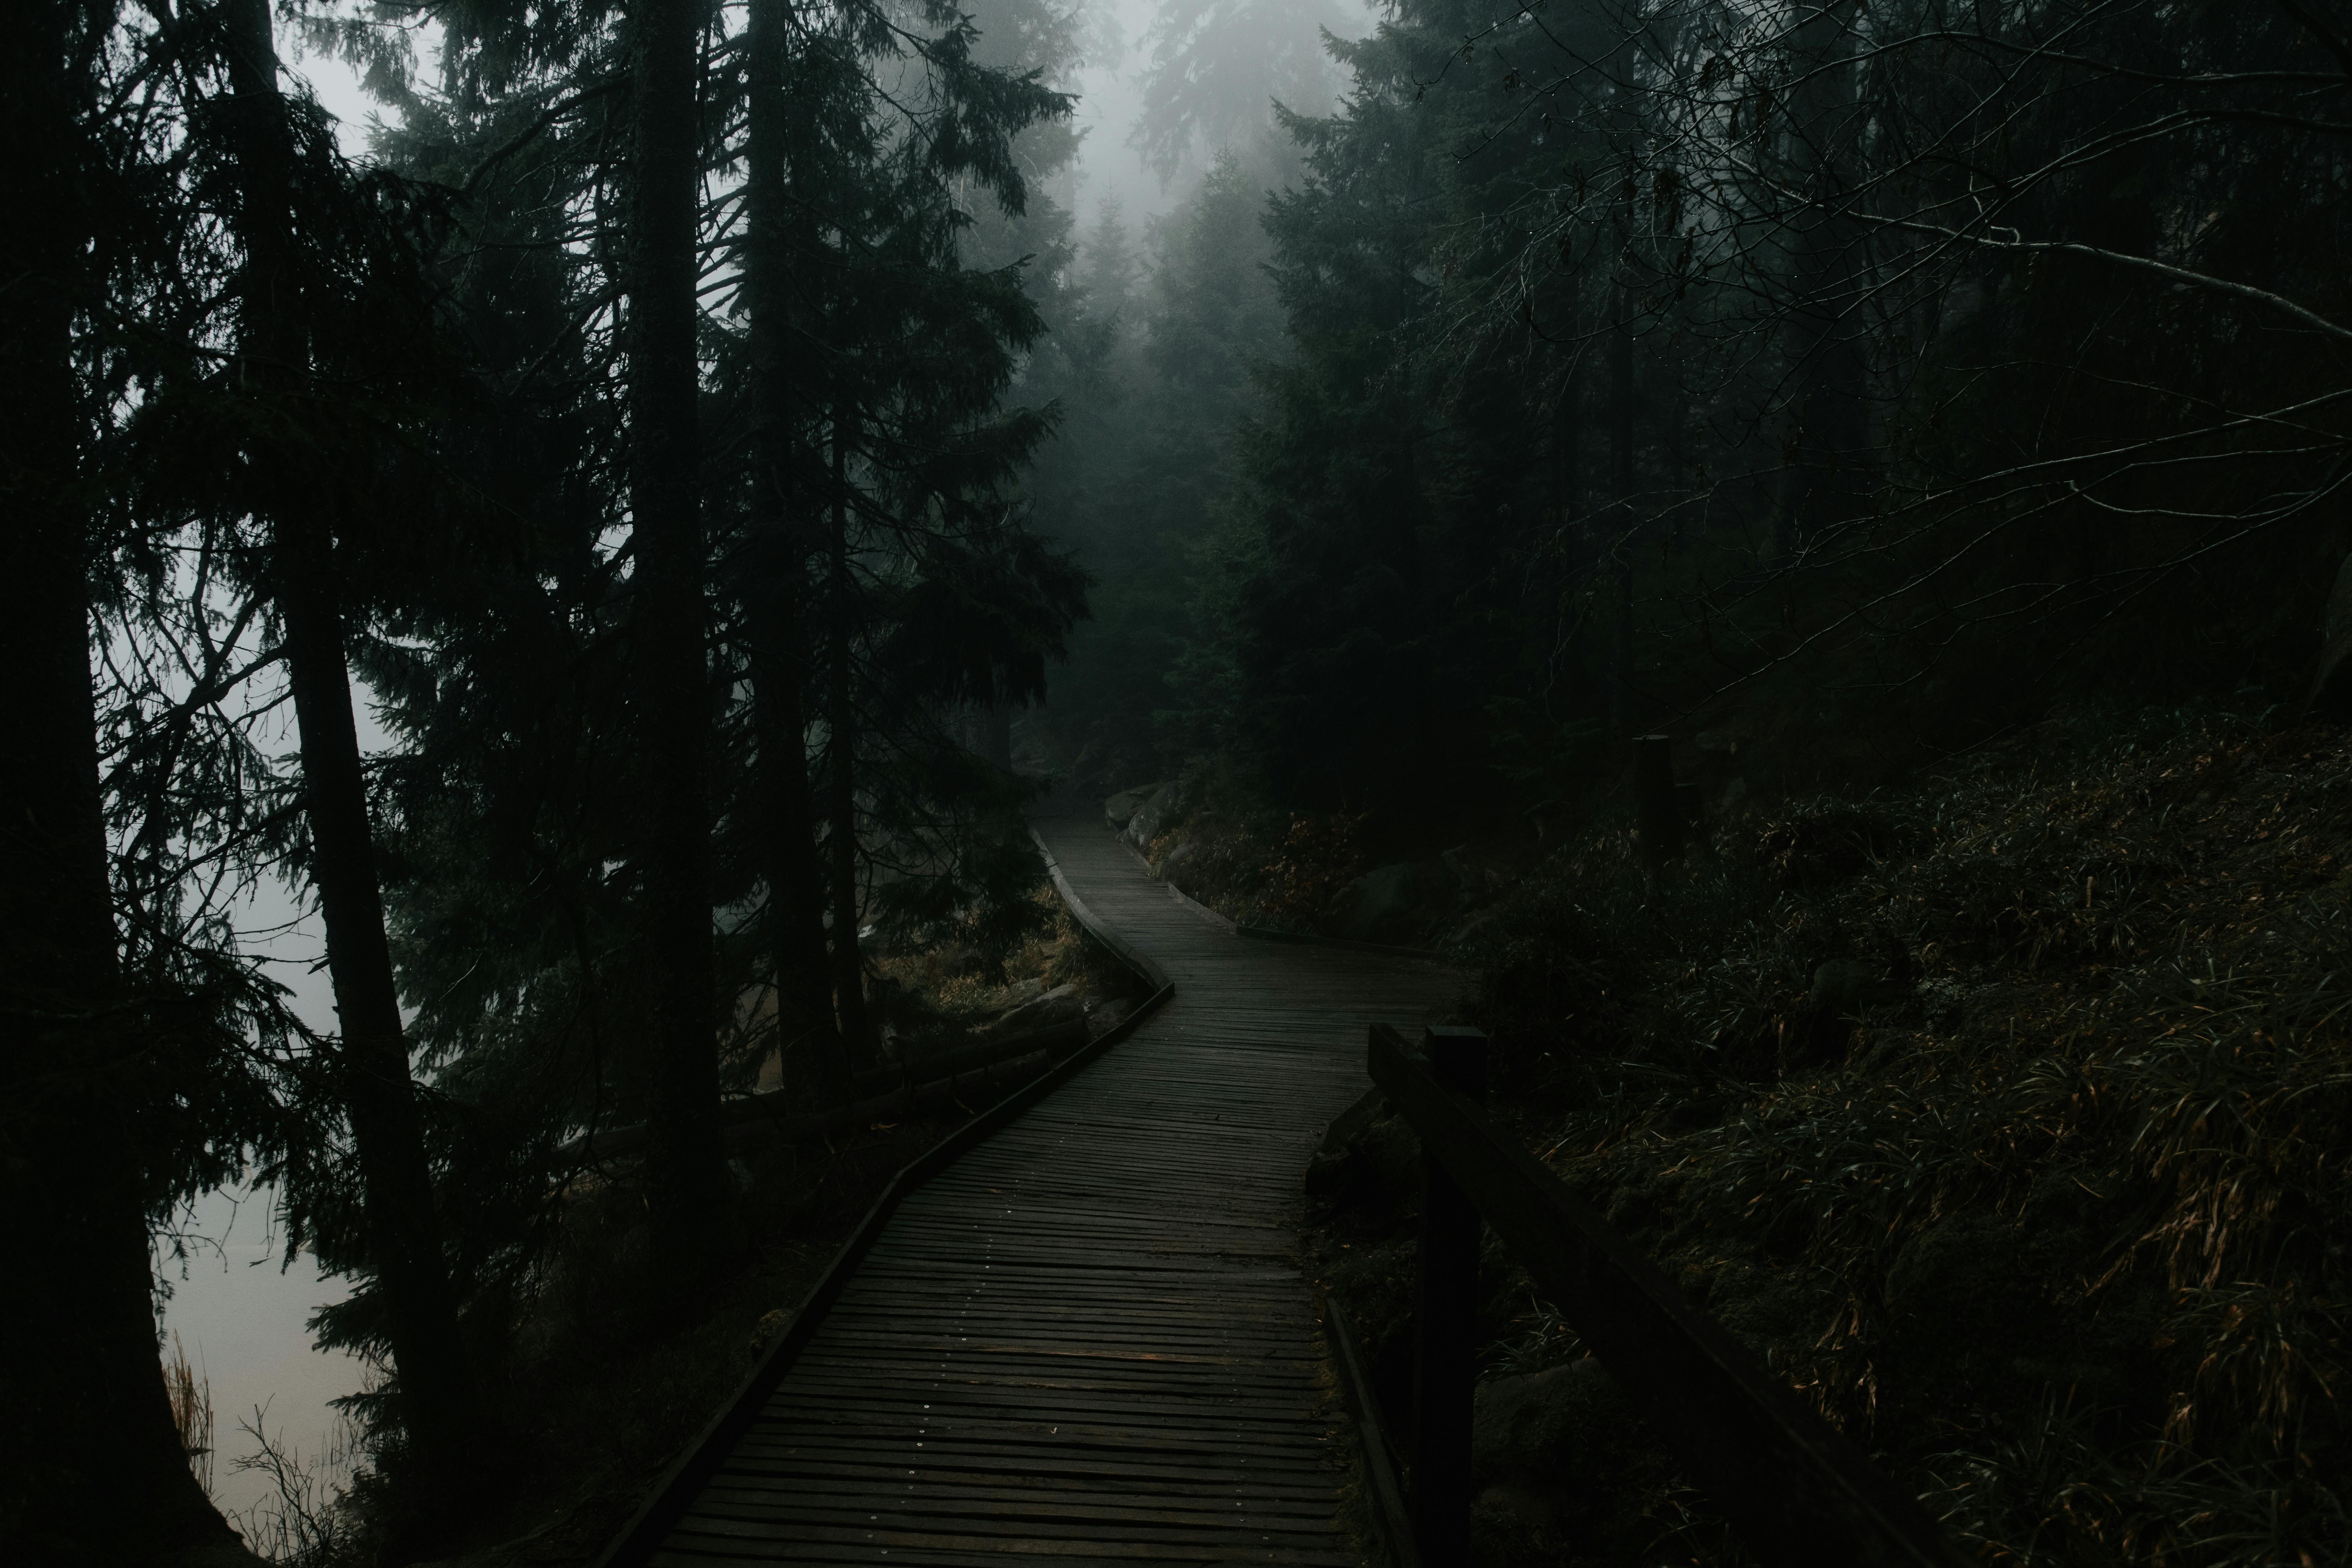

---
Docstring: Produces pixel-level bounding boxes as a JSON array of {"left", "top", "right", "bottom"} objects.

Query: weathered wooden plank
[
  {"left": 723, "top": 1439, "right": 1342, "bottom": 1482},
  {"left": 764, "top": 1379, "right": 1326, "bottom": 1417},
  {"left": 616, "top": 807, "right": 1452, "bottom": 1566},
  {"left": 713, "top": 1457, "right": 1340, "bottom": 1498},
  {"left": 685, "top": 1491, "right": 1341, "bottom": 1529},
  {"left": 790, "top": 1353, "right": 1322, "bottom": 1389},
  {"left": 663, "top": 1515, "right": 1358, "bottom": 1563}
]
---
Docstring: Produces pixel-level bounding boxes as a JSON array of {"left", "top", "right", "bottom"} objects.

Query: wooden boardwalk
[{"left": 643, "top": 804, "right": 1455, "bottom": 1565}]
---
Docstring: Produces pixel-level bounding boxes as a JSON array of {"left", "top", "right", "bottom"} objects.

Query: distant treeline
[
  {"left": 6, "top": 1, "right": 2348, "bottom": 1561},
  {"left": 1045, "top": 0, "right": 2352, "bottom": 826}
]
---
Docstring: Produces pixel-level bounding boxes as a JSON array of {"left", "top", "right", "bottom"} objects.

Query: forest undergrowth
[
  {"left": 310, "top": 1118, "right": 950, "bottom": 1567},
  {"left": 234, "top": 902, "right": 1128, "bottom": 1567},
  {"left": 1256, "top": 704, "right": 2352, "bottom": 1566}
]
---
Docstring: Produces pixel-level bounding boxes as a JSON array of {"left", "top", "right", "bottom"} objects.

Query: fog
[
  {"left": 38, "top": 0, "right": 2345, "bottom": 1557},
  {"left": 291, "top": 0, "right": 1376, "bottom": 227},
  {"left": 154, "top": 685, "right": 387, "bottom": 1527},
  {"left": 186, "top": 0, "right": 1377, "bottom": 1528}
]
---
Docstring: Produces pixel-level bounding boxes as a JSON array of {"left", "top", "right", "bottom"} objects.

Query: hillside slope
[{"left": 1277, "top": 707, "right": 2351, "bottom": 1564}]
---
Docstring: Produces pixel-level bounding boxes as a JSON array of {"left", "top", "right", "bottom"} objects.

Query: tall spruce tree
[
  {"left": 217, "top": 0, "right": 480, "bottom": 1474},
  {"left": 351, "top": 0, "right": 1085, "bottom": 1313},
  {"left": 711, "top": 0, "right": 1083, "bottom": 1082},
  {"left": 623, "top": 0, "right": 732, "bottom": 1290},
  {"left": 0, "top": 8, "right": 255, "bottom": 1559},
  {"left": 1106, "top": 0, "right": 2352, "bottom": 824},
  {"left": 743, "top": 0, "right": 845, "bottom": 1101}
]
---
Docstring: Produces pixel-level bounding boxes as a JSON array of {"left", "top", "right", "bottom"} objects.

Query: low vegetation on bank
[
  {"left": 1125, "top": 706, "right": 2351, "bottom": 1566},
  {"left": 196, "top": 897, "right": 1144, "bottom": 1567}
]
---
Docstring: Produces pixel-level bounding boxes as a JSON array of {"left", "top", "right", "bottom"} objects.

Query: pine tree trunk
[
  {"left": 1553, "top": 355, "right": 1581, "bottom": 524},
  {"left": 752, "top": 581, "right": 843, "bottom": 1099},
  {"left": 1609, "top": 281, "right": 1636, "bottom": 730},
  {"left": 627, "top": 0, "right": 729, "bottom": 1280},
  {"left": 1548, "top": 351, "right": 1596, "bottom": 706},
  {"left": 826, "top": 415, "right": 873, "bottom": 1061},
  {"left": 1773, "top": 0, "right": 1867, "bottom": 555},
  {"left": 0, "top": 15, "right": 249, "bottom": 1557},
  {"left": 980, "top": 705, "right": 1013, "bottom": 772},
  {"left": 275, "top": 529, "right": 483, "bottom": 1471},
  {"left": 745, "top": 0, "right": 846, "bottom": 1104},
  {"left": 220, "top": 0, "right": 480, "bottom": 1476}
]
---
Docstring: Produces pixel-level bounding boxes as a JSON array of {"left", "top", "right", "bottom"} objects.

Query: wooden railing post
[
  {"left": 1633, "top": 734, "right": 1682, "bottom": 872},
  {"left": 1369, "top": 1023, "right": 1968, "bottom": 1568},
  {"left": 1411, "top": 1025, "right": 1488, "bottom": 1566}
]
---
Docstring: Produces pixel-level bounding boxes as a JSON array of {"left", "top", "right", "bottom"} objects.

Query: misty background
[
  {"left": 47, "top": 0, "right": 2345, "bottom": 1557},
  {"left": 172, "top": 0, "right": 1374, "bottom": 1523}
]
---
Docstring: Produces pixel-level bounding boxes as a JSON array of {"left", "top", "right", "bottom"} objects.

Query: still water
[
  {"left": 158, "top": 1183, "right": 364, "bottom": 1526},
  {"left": 157, "top": 875, "right": 367, "bottom": 1528}
]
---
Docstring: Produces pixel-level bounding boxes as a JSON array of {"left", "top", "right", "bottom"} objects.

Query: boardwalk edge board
[
  {"left": 591, "top": 825, "right": 1175, "bottom": 1568},
  {"left": 1034, "top": 825, "right": 1175, "bottom": 991},
  {"left": 1112, "top": 834, "right": 1238, "bottom": 933},
  {"left": 1320, "top": 1297, "right": 1421, "bottom": 1568}
]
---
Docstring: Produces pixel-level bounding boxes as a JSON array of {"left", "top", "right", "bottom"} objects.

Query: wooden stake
[{"left": 1411, "top": 1026, "right": 1488, "bottom": 1566}]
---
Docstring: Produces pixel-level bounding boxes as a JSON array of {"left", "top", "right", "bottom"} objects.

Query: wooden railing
[{"left": 1362, "top": 1022, "right": 1965, "bottom": 1568}]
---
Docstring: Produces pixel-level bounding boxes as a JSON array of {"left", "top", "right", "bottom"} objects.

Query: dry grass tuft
[
  {"left": 164, "top": 1330, "right": 214, "bottom": 1499},
  {"left": 1460, "top": 708, "right": 2352, "bottom": 1565}
]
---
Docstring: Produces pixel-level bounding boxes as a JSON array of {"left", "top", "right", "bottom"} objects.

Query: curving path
[{"left": 643, "top": 804, "right": 1457, "bottom": 1565}]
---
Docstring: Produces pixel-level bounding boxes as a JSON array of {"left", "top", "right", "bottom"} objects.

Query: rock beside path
[
  {"left": 1123, "top": 780, "right": 1183, "bottom": 850},
  {"left": 1324, "top": 846, "right": 1487, "bottom": 943},
  {"left": 983, "top": 981, "right": 1085, "bottom": 1038},
  {"left": 1471, "top": 1357, "right": 1640, "bottom": 1539},
  {"left": 1104, "top": 782, "right": 1168, "bottom": 831}
]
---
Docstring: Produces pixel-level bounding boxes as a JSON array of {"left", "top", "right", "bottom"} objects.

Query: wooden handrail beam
[{"left": 1368, "top": 1022, "right": 1964, "bottom": 1568}]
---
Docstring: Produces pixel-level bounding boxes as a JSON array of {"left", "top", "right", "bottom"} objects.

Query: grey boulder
[
  {"left": 1327, "top": 861, "right": 1422, "bottom": 941},
  {"left": 1471, "top": 1357, "right": 1628, "bottom": 1530},
  {"left": 985, "top": 981, "right": 1085, "bottom": 1038},
  {"left": 1124, "top": 780, "right": 1183, "bottom": 850},
  {"left": 1104, "top": 782, "right": 1168, "bottom": 831}
]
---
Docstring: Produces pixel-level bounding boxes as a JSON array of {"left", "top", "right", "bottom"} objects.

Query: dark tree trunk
[
  {"left": 1546, "top": 352, "right": 1597, "bottom": 707},
  {"left": 275, "top": 526, "right": 483, "bottom": 1472},
  {"left": 826, "top": 415, "right": 873, "bottom": 1062},
  {"left": 1665, "top": 391, "right": 1688, "bottom": 551},
  {"left": 745, "top": 0, "right": 846, "bottom": 1103},
  {"left": 627, "top": 0, "right": 729, "bottom": 1282},
  {"left": 1773, "top": 0, "right": 1867, "bottom": 556},
  {"left": 749, "top": 564, "right": 843, "bottom": 1101},
  {"left": 1553, "top": 354, "right": 1581, "bottom": 524},
  {"left": 979, "top": 705, "right": 1014, "bottom": 772},
  {"left": 0, "top": 14, "right": 249, "bottom": 1558},
  {"left": 221, "top": 0, "right": 480, "bottom": 1475},
  {"left": 1609, "top": 280, "right": 1636, "bottom": 729}
]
